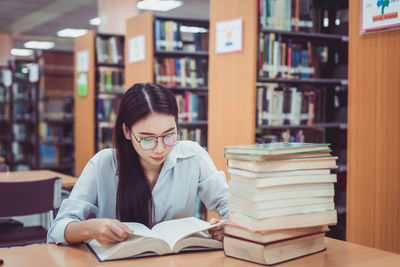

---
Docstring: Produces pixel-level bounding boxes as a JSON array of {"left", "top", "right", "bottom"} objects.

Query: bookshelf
[
  {"left": 38, "top": 51, "right": 75, "bottom": 175},
  {"left": 8, "top": 58, "right": 40, "bottom": 171},
  {"left": 0, "top": 66, "right": 11, "bottom": 166},
  {"left": 74, "top": 31, "right": 125, "bottom": 176},
  {"left": 208, "top": 0, "right": 348, "bottom": 225},
  {"left": 125, "top": 12, "right": 210, "bottom": 149},
  {"left": 125, "top": 12, "right": 210, "bottom": 219},
  {"left": 347, "top": 0, "right": 400, "bottom": 253}
]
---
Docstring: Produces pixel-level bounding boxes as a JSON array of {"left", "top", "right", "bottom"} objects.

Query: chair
[{"left": 0, "top": 176, "right": 62, "bottom": 247}]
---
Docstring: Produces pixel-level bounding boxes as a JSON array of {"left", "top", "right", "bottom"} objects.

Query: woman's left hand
[{"left": 208, "top": 218, "right": 225, "bottom": 241}]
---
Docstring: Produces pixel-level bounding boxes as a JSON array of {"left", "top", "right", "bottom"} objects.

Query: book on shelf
[
  {"left": 223, "top": 232, "right": 326, "bottom": 265},
  {"left": 96, "top": 35, "right": 124, "bottom": 65},
  {"left": 256, "top": 84, "right": 324, "bottom": 127},
  {"left": 154, "top": 57, "right": 207, "bottom": 88},
  {"left": 225, "top": 142, "right": 330, "bottom": 155},
  {"left": 227, "top": 156, "right": 337, "bottom": 172},
  {"left": 86, "top": 217, "right": 222, "bottom": 261},
  {"left": 258, "top": 32, "right": 329, "bottom": 80},
  {"left": 259, "top": 0, "right": 314, "bottom": 32}
]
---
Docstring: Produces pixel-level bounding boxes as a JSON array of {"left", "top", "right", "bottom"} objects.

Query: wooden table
[
  {"left": 0, "top": 238, "right": 399, "bottom": 267},
  {"left": 0, "top": 170, "right": 77, "bottom": 188}
]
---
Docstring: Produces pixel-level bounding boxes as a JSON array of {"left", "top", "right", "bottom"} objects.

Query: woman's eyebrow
[{"left": 139, "top": 127, "right": 175, "bottom": 135}]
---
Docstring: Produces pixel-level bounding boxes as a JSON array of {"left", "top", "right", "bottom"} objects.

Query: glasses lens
[
  {"left": 163, "top": 133, "right": 177, "bottom": 146},
  {"left": 140, "top": 137, "right": 155, "bottom": 150}
]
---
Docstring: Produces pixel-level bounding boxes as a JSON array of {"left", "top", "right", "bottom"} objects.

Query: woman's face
[{"left": 123, "top": 112, "right": 177, "bottom": 168}]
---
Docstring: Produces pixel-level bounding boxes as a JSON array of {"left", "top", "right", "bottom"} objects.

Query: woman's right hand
[{"left": 65, "top": 218, "right": 133, "bottom": 245}]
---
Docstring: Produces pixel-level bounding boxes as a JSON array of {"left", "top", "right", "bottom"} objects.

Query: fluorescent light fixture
[
  {"left": 90, "top": 17, "right": 101, "bottom": 26},
  {"left": 137, "top": 0, "right": 183, "bottom": 12},
  {"left": 10, "top": 48, "right": 33, "bottom": 57},
  {"left": 24, "top": 41, "right": 54, "bottom": 50},
  {"left": 57, "top": 28, "right": 88, "bottom": 38},
  {"left": 180, "top": 25, "right": 208, "bottom": 33}
]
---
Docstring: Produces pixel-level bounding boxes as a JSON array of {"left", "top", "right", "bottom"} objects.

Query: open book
[{"left": 86, "top": 217, "right": 222, "bottom": 261}]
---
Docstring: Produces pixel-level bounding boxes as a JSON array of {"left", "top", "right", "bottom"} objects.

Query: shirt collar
[{"left": 162, "top": 141, "right": 196, "bottom": 170}]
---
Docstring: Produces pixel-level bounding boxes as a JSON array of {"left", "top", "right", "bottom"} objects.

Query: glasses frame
[{"left": 129, "top": 129, "right": 181, "bottom": 150}]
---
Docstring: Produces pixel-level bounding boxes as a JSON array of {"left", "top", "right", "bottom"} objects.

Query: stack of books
[{"left": 223, "top": 142, "right": 338, "bottom": 265}]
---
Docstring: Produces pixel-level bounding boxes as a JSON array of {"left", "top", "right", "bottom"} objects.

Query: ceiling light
[
  {"left": 57, "top": 28, "right": 88, "bottom": 38},
  {"left": 137, "top": 0, "right": 183, "bottom": 12},
  {"left": 180, "top": 25, "right": 208, "bottom": 33},
  {"left": 24, "top": 41, "right": 54, "bottom": 50},
  {"left": 10, "top": 48, "right": 33, "bottom": 57},
  {"left": 90, "top": 17, "right": 101, "bottom": 26}
]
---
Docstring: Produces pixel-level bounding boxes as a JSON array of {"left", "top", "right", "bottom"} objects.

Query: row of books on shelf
[
  {"left": 256, "top": 85, "right": 323, "bottom": 126},
  {"left": 223, "top": 142, "right": 338, "bottom": 265},
  {"left": 176, "top": 92, "right": 207, "bottom": 122},
  {"left": 256, "top": 129, "right": 306, "bottom": 144},
  {"left": 96, "top": 35, "right": 124, "bottom": 65},
  {"left": 0, "top": 86, "right": 8, "bottom": 102},
  {"left": 181, "top": 128, "right": 205, "bottom": 147},
  {"left": 0, "top": 105, "right": 8, "bottom": 119},
  {"left": 97, "top": 98, "right": 121, "bottom": 124},
  {"left": 39, "top": 144, "right": 73, "bottom": 167},
  {"left": 12, "top": 124, "right": 34, "bottom": 141},
  {"left": 98, "top": 67, "right": 125, "bottom": 94},
  {"left": 11, "top": 142, "right": 34, "bottom": 162},
  {"left": 154, "top": 57, "right": 207, "bottom": 88},
  {"left": 13, "top": 103, "right": 34, "bottom": 120},
  {"left": 259, "top": 32, "right": 328, "bottom": 79},
  {"left": 13, "top": 83, "right": 35, "bottom": 101},
  {"left": 259, "top": 0, "right": 313, "bottom": 32},
  {"left": 155, "top": 19, "right": 209, "bottom": 52},
  {"left": 39, "top": 122, "right": 73, "bottom": 144}
]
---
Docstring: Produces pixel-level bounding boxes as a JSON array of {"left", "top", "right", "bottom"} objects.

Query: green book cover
[{"left": 224, "top": 142, "right": 330, "bottom": 156}]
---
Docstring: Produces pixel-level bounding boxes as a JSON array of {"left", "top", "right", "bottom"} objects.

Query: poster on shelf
[
  {"left": 76, "top": 50, "right": 89, "bottom": 72},
  {"left": 216, "top": 18, "right": 243, "bottom": 54},
  {"left": 77, "top": 72, "right": 88, "bottom": 97},
  {"left": 361, "top": 0, "right": 400, "bottom": 33},
  {"left": 129, "top": 35, "right": 146, "bottom": 63}
]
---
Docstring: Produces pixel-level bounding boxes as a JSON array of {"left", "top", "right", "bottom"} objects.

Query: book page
[
  {"left": 151, "top": 217, "right": 213, "bottom": 249},
  {"left": 123, "top": 222, "right": 162, "bottom": 239}
]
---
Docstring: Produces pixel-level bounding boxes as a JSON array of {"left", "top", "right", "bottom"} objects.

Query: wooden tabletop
[
  {"left": 0, "top": 170, "right": 77, "bottom": 187},
  {"left": 0, "top": 238, "right": 399, "bottom": 267}
]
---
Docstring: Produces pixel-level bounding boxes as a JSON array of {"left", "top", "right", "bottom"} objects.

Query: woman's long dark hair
[{"left": 114, "top": 83, "right": 178, "bottom": 226}]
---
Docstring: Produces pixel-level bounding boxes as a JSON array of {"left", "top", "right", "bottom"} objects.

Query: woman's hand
[
  {"left": 65, "top": 218, "right": 133, "bottom": 245},
  {"left": 208, "top": 218, "right": 225, "bottom": 241}
]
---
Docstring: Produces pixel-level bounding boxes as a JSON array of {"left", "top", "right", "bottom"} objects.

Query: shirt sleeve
[
  {"left": 195, "top": 145, "right": 230, "bottom": 219},
  {"left": 47, "top": 159, "right": 99, "bottom": 244}
]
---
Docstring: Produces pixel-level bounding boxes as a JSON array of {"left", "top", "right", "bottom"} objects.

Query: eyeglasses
[{"left": 130, "top": 131, "right": 180, "bottom": 150}]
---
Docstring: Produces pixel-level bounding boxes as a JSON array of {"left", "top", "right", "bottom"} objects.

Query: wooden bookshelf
[
  {"left": 208, "top": 0, "right": 258, "bottom": 220},
  {"left": 125, "top": 12, "right": 210, "bottom": 150},
  {"left": 38, "top": 51, "right": 74, "bottom": 175},
  {"left": 74, "top": 31, "right": 96, "bottom": 177},
  {"left": 347, "top": 0, "right": 400, "bottom": 254},
  {"left": 125, "top": 11, "right": 154, "bottom": 87},
  {"left": 7, "top": 58, "right": 40, "bottom": 171},
  {"left": 208, "top": 0, "right": 258, "bottom": 177},
  {"left": 208, "top": 1, "right": 348, "bottom": 225},
  {"left": 74, "top": 31, "right": 126, "bottom": 176}
]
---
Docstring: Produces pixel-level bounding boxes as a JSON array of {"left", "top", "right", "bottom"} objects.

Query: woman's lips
[{"left": 151, "top": 156, "right": 164, "bottom": 162}]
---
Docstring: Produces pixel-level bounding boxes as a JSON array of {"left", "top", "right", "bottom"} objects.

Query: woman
[{"left": 47, "top": 83, "right": 229, "bottom": 245}]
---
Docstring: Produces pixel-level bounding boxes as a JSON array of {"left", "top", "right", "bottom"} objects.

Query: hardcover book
[{"left": 86, "top": 217, "right": 222, "bottom": 261}]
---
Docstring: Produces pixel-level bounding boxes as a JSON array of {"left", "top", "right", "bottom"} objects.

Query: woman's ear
[{"left": 122, "top": 123, "right": 131, "bottom": 140}]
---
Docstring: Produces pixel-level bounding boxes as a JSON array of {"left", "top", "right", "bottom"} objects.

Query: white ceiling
[{"left": 0, "top": 0, "right": 210, "bottom": 52}]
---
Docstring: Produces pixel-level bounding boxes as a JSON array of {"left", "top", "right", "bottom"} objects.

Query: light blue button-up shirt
[{"left": 47, "top": 141, "right": 229, "bottom": 244}]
